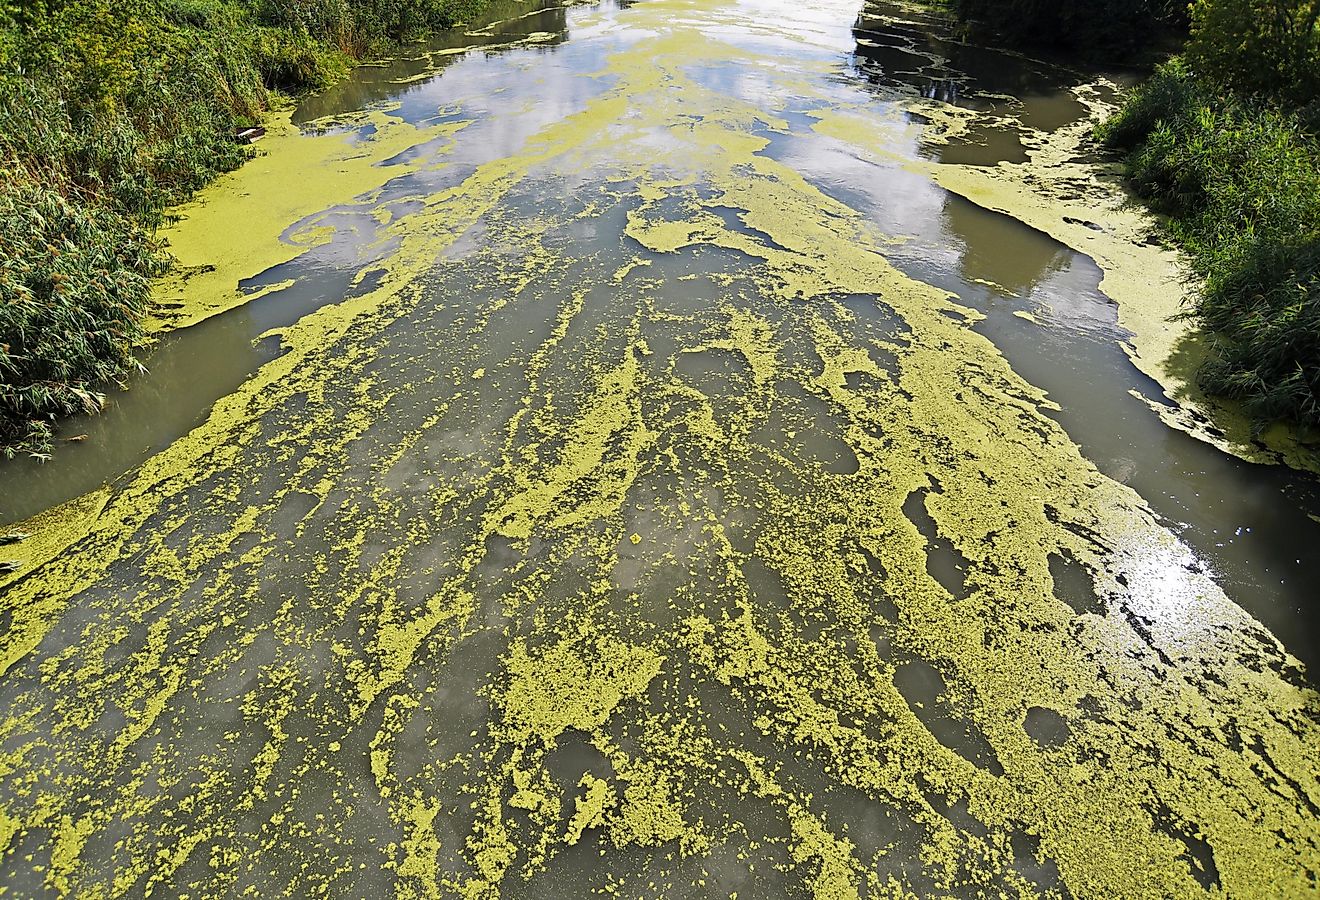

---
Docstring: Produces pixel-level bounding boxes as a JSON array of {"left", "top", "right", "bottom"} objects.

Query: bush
[
  {"left": 0, "top": 178, "right": 160, "bottom": 457},
  {"left": 1187, "top": 0, "right": 1320, "bottom": 108},
  {"left": 1198, "top": 239, "right": 1320, "bottom": 423},
  {"left": 252, "top": 26, "right": 351, "bottom": 91}
]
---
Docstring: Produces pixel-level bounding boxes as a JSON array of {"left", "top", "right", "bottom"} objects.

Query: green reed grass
[
  {"left": 0, "top": 0, "right": 484, "bottom": 458},
  {"left": 1100, "top": 60, "right": 1320, "bottom": 428}
]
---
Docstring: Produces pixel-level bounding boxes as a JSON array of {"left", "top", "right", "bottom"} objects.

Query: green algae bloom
[{"left": 1, "top": 0, "right": 1318, "bottom": 897}]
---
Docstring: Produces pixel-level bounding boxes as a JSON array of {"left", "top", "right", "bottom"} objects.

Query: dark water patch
[
  {"left": 705, "top": 204, "right": 795, "bottom": 254},
  {"left": 826, "top": 789, "right": 916, "bottom": 863},
  {"left": 939, "top": 194, "right": 1072, "bottom": 298},
  {"left": 545, "top": 733, "right": 616, "bottom": 817},
  {"left": 1023, "top": 705, "right": 1071, "bottom": 749},
  {"left": 847, "top": 540, "right": 901, "bottom": 624},
  {"left": 1014, "top": 91, "right": 1089, "bottom": 134},
  {"left": 902, "top": 485, "right": 971, "bottom": 601},
  {"left": 742, "top": 558, "right": 791, "bottom": 613},
  {"left": 837, "top": 293, "right": 909, "bottom": 348},
  {"left": 1048, "top": 550, "right": 1105, "bottom": 618},
  {"left": 268, "top": 491, "right": 322, "bottom": 541},
  {"left": 675, "top": 348, "right": 749, "bottom": 399},
  {"left": 1010, "top": 830, "right": 1068, "bottom": 896},
  {"left": 238, "top": 258, "right": 377, "bottom": 336},
  {"left": 916, "top": 775, "right": 988, "bottom": 838},
  {"left": 751, "top": 381, "right": 858, "bottom": 475},
  {"left": 850, "top": 39, "right": 936, "bottom": 91},
  {"left": 1146, "top": 800, "right": 1220, "bottom": 892},
  {"left": 892, "top": 656, "right": 1004, "bottom": 776},
  {"left": 935, "top": 125, "right": 1029, "bottom": 166},
  {"left": 346, "top": 268, "right": 387, "bottom": 299},
  {"left": 843, "top": 368, "right": 893, "bottom": 401},
  {"left": 869, "top": 621, "right": 894, "bottom": 660},
  {"left": 470, "top": 532, "right": 527, "bottom": 601}
]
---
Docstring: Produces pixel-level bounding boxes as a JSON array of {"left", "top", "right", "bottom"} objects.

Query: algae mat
[{"left": 1, "top": 0, "right": 1318, "bottom": 897}]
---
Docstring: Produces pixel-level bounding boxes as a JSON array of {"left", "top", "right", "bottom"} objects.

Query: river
[{"left": 1, "top": 0, "right": 1318, "bottom": 896}]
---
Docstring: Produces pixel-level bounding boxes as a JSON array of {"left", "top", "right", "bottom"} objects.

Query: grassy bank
[
  {"left": 1099, "top": 60, "right": 1320, "bottom": 426},
  {"left": 0, "top": 0, "right": 485, "bottom": 458},
  {"left": 1097, "top": 0, "right": 1320, "bottom": 428}
]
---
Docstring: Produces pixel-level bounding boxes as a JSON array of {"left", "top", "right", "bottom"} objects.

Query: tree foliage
[{"left": 1187, "top": 0, "right": 1320, "bottom": 109}]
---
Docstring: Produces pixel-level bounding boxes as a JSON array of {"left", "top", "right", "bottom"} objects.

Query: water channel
[{"left": 1, "top": 0, "right": 1317, "bottom": 896}]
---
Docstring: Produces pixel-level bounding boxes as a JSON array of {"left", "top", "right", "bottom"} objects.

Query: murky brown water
[{"left": 1, "top": 1, "right": 1317, "bottom": 897}]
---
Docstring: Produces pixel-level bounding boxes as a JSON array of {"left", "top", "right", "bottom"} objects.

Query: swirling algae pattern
[{"left": 1, "top": 0, "right": 1318, "bottom": 897}]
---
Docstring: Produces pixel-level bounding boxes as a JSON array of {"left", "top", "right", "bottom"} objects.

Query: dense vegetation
[
  {"left": 1100, "top": 63, "right": 1320, "bottom": 425},
  {"left": 0, "top": 0, "right": 484, "bottom": 458},
  {"left": 1098, "top": 0, "right": 1320, "bottom": 428}
]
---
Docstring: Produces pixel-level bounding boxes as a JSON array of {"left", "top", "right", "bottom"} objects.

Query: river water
[{"left": 1, "top": 0, "right": 1318, "bottom": 896}]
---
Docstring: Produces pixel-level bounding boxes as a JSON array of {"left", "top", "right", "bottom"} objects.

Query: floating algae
[
  {"left": 151, "top": 107, "right": 473, "bottom": 333},
  {"left": 1, "top": 0, "right": 1318, "bottom": 897},
  {"left": 0, "top": 487, "right": 110, "bottom": 597}
]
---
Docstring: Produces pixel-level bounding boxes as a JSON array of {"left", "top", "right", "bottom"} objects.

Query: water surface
[{"left": 1, "top": 1, "right": 1317, "bottom": 897}]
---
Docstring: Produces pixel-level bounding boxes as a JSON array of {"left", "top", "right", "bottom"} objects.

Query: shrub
[
  {"left": 0, "top": 180, "right": 159, "bottom": 457},
  {"left": 1198, "top": 239, "right": 1320, "bottom": 423}
]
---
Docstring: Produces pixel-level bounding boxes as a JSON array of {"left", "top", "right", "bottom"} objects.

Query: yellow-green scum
[{"left": 1, "top": 0, "right": 1317, "bottom": 897}]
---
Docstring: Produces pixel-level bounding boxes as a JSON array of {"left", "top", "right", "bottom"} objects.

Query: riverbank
[
  {"left": 825, "top": 0, "right": 1320, "bottom": 471},
  {"left": 910, "top": 84, "right": 1320, "bottom": 472},
  {"left": 937, "top": 0, "right": 1320, "bottom": 443},
  {"left": 0, "top": 0, "right": 488, "bottom": 459},
  {"left": 1098, "top": 60, "right": 1320, "bottom": 434}
]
